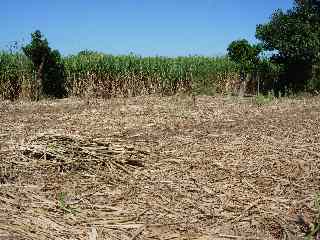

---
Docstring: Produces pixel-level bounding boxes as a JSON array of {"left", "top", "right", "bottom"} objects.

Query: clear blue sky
[{"left": 1, "top": 0, "right": 292, "bottom": 56}]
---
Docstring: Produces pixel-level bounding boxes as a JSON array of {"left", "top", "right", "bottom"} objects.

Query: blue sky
[{"left": 1, "top": 0, "right": 292, "bottom": 56}]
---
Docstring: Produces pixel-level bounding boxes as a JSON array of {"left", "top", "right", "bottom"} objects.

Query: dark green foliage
[
  {"left": 309, "top": 64, "right": 320, "bottom": 91},
  {"left": 227, "top": 39, "right": 262, "bottom": 82},
  {"left": 256, "top": 0, "right": 320, "bottom": 62},
  {"left": 22, "top": 31, "right": 50, "bottom": 69},
  {"left": 256, "top": 58, "right": 283, "bottom": 94},
  {"left": 256, "top": 0, "right": 320, "bottom": 94},
  {"left": 22, "top": 30, "right": 66, "bottom": 99},
  {"left": 77, "top": 49, "right": 102, "bottom": 56},
  {"left": 227, "top": 39, "right": 262, "bottom": 71},
  {"left": 43, "top": 49, "right": 66, "bottom": 98}
]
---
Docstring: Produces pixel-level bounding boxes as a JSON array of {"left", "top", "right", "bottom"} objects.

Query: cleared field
[{"left": 0, "top": 95, "right": 319, "bottom": 240}]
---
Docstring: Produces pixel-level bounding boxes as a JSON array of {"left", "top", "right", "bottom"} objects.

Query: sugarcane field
[{"left": 1, "top": 0, "right": 320, "bottom": 239}]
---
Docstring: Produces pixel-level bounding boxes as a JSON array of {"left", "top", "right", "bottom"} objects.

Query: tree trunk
[
  {"left": 238, "top": 73, "right": 249, "bottom": 97},
  {"left": 36, "top": 56, "right": 46, "bottom": 101}
]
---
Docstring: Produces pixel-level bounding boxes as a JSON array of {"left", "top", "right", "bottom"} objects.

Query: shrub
[{"left": 22, "top": 30, "right": 66, "bottom": 100}]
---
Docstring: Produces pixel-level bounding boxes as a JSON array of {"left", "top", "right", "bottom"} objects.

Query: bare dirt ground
[{"left": 0, "top": 95, "right": 319, "bottom": 240}]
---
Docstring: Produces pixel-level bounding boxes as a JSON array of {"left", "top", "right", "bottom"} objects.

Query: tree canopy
[
  {"left": 227, "top": 39, "right": 262, "bottom": 72},
  {"left": 255, "top": 0, "right": 320, "bottom": 93},
  {"left": 227, "top": 40, "right": 261, "bottom": 64},
  {"left": 256, "top": 0, "right": 320, "bottom": 63},
  {"left": 22, "top": 30, "right": 66, "bottom": 99}
]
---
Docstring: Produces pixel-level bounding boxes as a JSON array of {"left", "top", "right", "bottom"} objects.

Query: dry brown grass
[{"left": 0, "top": 95, "right": 319, "bottom": 240}]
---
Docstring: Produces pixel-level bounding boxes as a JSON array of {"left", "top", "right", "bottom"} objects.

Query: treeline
[
  {"left": 227, "top": 0, "right": 320, "bottom": 96},
  {"left": 256, "top": 0, "right": 320, "bottom": 95},
  {"left": 0, "top": 36, "right": 281, "bottom": 101}
]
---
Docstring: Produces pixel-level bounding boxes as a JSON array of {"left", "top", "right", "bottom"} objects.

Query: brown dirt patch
[{"left": 0, "top": 95, "right": 319, "bottom": 239}]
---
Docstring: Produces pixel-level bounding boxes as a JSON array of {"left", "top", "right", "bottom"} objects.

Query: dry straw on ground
[{"left": 0, "top": 95, "right": 319, "bottom": 240}]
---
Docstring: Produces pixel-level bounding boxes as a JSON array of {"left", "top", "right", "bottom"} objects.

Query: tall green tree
[
  {"left": 227, "top": 39, "right": 263, "bottom": 95},
  {"left": 256, "top": 0, "right": 320, "bottom": 93},
  {"left": 22, "top": 30, "right": 66, "bottom": 99},
  {"left": 227, "top": 39, "right": 262, "bottom": 77}
]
